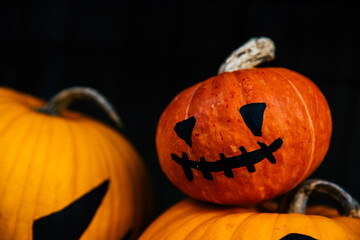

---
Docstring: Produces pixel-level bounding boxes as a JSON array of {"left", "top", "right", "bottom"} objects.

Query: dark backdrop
[{"left": 1, "top": 0, "right": 360, "bottom": 219}]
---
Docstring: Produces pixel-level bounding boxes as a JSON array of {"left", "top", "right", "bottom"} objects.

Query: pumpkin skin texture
[
  {"left": 0, "top": 87, "right": 152, "bottom": 240},
  {"left": 156, "top": 68, "right": 332, "bottom": 206},
  {"left": 305, "top": 206, "right": 360, "bottom": 236},
  {"left": 139, "top": 198, "right": 360, "bottom": 240}
]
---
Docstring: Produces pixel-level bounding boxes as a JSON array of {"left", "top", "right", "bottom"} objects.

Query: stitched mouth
[{"left": 171, "top": 137, "right": 283, "bottom": 181}]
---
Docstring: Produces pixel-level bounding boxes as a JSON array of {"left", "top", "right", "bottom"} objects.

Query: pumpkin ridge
[
  {"left": 100, "top": 130, "right": 130, "bottom": 239},
  {"left": 80, "top": 124, "right": 114, "bottom": 239},
  {"left": 0, "top": 88, "right": 44, "bottom": 107},
  {"left": 332, "top": 218, "right": 360, "bottom": 237},
  {"left": 0, "top": 106, "right": 31, "bottom": 139},
  {"left": 141, "top": 206, "right": 190, "bottom": 239},
  {"left": 0, "top": 111, "right": 40, "bottom": 197},
  {"left": 229, "top": 212, "right": 258, "bottom": 239},
  {"left": 249, "top": 213, "right": 279, "bottom": 240},
  {"left": 307, "top": 216, "right": 324, "bottom": 239},
  {"left": 0, "top": 92, "right": 41, "bottom": 109},
  {"left": 155, "top": 199, "right": 214, "bottom": 235},
  {"left": 114, "top": 137, "right": 153, "bottom": 237},
  {"left": 184, "top": 81, "right": 204, "bottom": 160},
  {"left": 269, "top": 212, "right": 281, "bottom": 240},
  {"left": 31, "top": 118, "right": 54, "bottom": 225},
  {"left": 9, "top": 115, "right": 47, "bottom": 240},
  {"left": 232, "top": 71, "right": 247, "bottom": 112},
  {"left": 254, "top": 68, "right": 288, "bottom": 197},
  {"left": 165, "top": 209, "right": 228, "bottom": 239},
  {"left": 47, "top": 118, "right": 75, "bottom": 218},
  {"left": 184, "top": 82, "right": 203, "bottom": 120},
  {"left": 200, "top": 211, "right": 256, "bottom": 240},
  {"left": 307, "top": 214, "right": 350, "bottom": 239},
  {"left": 267, "top": 68, "right": 316, "bottom": 184},
  {"left": 147, "top": 210, "right": 192, "bottom": 238},
  {"left": 104, "top": 129, "right": 142, "bottom": 238},
  {"left": 65, "top": 119, "right": 80, "bottom": 201},
  {"left": 231, "top": 69, "right": 283, "bottom": 202},
  {"left": 182, "top": 213, "right": 228, "bottom": 240},
  {"left": 89, "top": 124, "right": 150, "bottom": 239},
  {"left": 157, "top": 203, "right": 223, "bottom": 239},
  {"left": 257, "top": 69, "right": 283, "bottom": 199}
]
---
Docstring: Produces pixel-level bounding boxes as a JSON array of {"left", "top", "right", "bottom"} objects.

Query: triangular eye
[
  {"left": 280, "top": 233, "right": 317, "bottom": 240},
  {"left": 239, "top": 103, "right": 266, "bottom": 137},
  {"left": 174, "top": 116, "right": 196, "bottom": 147},
  {"left": 33, "top": 179, "right": 110, "bottom": 240}
]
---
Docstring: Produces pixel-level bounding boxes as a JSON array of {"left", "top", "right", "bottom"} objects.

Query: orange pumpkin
[
  {"left": 156, "top": 37, "right": 332, "bottom": 206},
  {"left": 0, "top": 87, "right": 152, "bottom": 240},
  {"left": 139, "top": 179, "right": 360, "bottom": 239}
]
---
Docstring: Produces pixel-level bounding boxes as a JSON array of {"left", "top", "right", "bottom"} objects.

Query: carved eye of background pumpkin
[
  {"left": 156, "top": 37, "right": 332, "bottom": 206},
  {"left": 33, "top": 180, "right": 111, "bottom": 240}
]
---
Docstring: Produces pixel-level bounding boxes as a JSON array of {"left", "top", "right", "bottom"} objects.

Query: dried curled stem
[
  {"left": 36, "top": 87, "right": 123, "bottom": 128},
  {"left": 218, "top": 37, "right": 275, "bottom": 74},
  {"left": 281, "top": 179, "right": 360, "bottom": 218}
]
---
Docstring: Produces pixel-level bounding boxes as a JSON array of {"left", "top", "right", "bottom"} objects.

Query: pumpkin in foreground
[
  {"left": 156, "top": 37, "right": 332, "bottom": 206},
  {"left": 0, "top": 87, "right": 152, "bottom": 240},
  {"left": 139, "top": 179, "right": 360, "bottom": 239}
]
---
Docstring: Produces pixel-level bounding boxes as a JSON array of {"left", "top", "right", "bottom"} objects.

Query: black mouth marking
[
  {"left": 280, "top": 233, "right": 317, "bottom": 240},
  {"left": 171, "top": 138, "right": 283, "bottom": 181},
  {"left": 121, "top": 229, "right": 133, "bottom": 240}
]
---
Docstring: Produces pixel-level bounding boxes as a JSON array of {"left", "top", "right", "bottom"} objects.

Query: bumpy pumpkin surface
[
  {"left": 139, "top": 198, "right": 360, "bottom": 240},
  {"left": 156, "top": 68, "right": 332, "bottom": 205},
  {"left": 0, "top": 87, "right": 152, "bottom": 240}
]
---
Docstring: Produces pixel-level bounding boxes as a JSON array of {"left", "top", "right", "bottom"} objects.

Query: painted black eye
[
  {"left": 280, "top": 233, "right": 317, "bottom": 240},
  {"left": 174, "top": 116, "right": 196, "bottom": 147},
  {"left": 33, "top": 179, "right": 110, "bottom": 240},
  {"left": 239, "top": 103, "right": 266, "bottom": 137}
]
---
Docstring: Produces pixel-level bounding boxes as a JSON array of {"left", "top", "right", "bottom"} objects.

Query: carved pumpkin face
[
  {"left": 0, "top": 87, "right": 152, "bottom": 240},
  {"left": 139, "top": 198, "right": 360, "bottom": 240},
  {"left": 156, "top": 68, "right": 332, "bottom": 206}
]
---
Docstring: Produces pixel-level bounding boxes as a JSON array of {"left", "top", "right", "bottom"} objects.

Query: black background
[{"left": 1, "top": 0, "right": 360, "bottom": 220}]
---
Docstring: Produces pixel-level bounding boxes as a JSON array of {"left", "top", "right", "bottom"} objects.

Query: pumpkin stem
[
  {"left": 218, "top": 37, "right": 275, "bottom": 74},
  {"left": 282, "top": 179, "right": 360, "bottom": 218},
  {"left": 36, "top": 87, "right": 123, "bottom": 128}
]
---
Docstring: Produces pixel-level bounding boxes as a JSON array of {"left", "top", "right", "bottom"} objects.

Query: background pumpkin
[
  {"left": 156, "top": 38, "right": 332, "bottom": 206},
  {"left": 139, "top": 179, "right": 360, "bottom": 239},
  {"left": 0, "top": 87, "right": 152, "bottom": 240}
]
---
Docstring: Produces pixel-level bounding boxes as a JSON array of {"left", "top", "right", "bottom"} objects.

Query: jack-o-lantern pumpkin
[
  {"left": 0, "top": 87, "right": 153, "bottom": 240},
  {"left": 139, "top": 179, "right": 360, "bottom": 239},
  {"left": 156, "top": 37, "right": 332, "bottom": 206}
]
